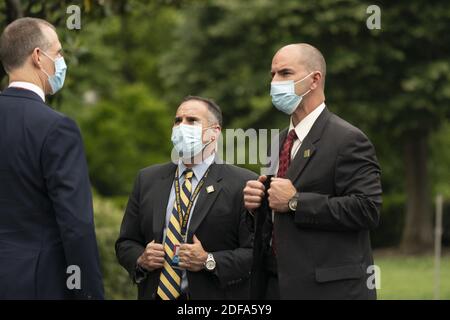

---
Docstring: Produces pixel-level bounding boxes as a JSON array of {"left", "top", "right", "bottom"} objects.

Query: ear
[
  {"left": 211, "top": 126, "right": 221, "bottom": 141},
  {"left": 31, "top": 48, "right": 42, "bottom": 68},
  {"left": 310, "top": 71, "right": 322, "bottom": 90}
]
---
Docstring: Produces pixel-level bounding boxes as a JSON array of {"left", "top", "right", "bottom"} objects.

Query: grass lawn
[
  {"left": 95, "top": 194, "right": 450, "bottom": 300},
  {"left": 374, "top": 250, "right": 450, "bottom": 300}
]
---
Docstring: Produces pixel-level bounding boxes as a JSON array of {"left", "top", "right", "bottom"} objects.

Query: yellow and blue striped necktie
[{"left": 157, "top": 169, "right": 194, "bottom": 300}]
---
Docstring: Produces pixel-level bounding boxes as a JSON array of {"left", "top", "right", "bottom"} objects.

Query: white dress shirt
[
  {"left": 8, "top": 81, "right": 45, "bottom": 102},
  {"left": 273, "top": 102, "right": 326, "bottom": 175},
  {"left": 288, "top": 102, "right": 326, "bottom": 161},
  {"left": 270, "top": 102, "right": 326, "bottom": 225},
  {"left": 164, "top": 153, "right": 216, "bottom": 293}
]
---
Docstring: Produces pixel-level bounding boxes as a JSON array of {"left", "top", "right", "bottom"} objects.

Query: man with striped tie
[{"left": 116, "top": 96, "right": 257, "bottom": 300}]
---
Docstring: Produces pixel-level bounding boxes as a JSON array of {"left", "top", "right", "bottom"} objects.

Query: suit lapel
[
  {"left": 152, "top": 164, "right": 176, "bottom": 243},
  {"left": 285, "top": 141, "right": 316, "bottom": 182},
  {"left": 285, "top": 107, "right": 331, "bottom": 183},
  {"left": 186, "top": 163, "right": 223, "bottom": 241}
]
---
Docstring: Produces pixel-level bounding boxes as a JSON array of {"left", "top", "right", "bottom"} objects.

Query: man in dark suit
[
  {"left": 0, "top": 18, "right": 103, "bottom": 299},
  {"left": 116, "top": 96, "right": 256, "bottom": 300},
  {"left": 244, "top": 43, "right": 382, "bottom": 300}
]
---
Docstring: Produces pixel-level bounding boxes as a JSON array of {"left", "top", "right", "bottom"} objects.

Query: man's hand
[
  {"left": 243, "top": 175, "right": 267, "bottom": 211},
  {"left": 268, "top": 178, "right": 297, "bottom": 213},
  {"left": 137, "top": 240, "right": 165, "bottom": 271},
  {"left": 178, "top": 235, "right": 208, "bottom": 272}
]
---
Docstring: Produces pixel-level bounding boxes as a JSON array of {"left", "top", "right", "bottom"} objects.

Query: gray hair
[
  {"left": 0, "top": 17, "right": 55, "bottom": 73},
  {"left": 182, "top": 95, "right": 223, "bottom": 127}
]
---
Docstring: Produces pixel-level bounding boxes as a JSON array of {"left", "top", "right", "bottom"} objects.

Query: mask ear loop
[
  {"left": 32, "top": 49, "right": 49, "bottom": 95},
  {"left": 202, "top": 125, "right": 220, "bottom": 153},
  {"left": 202, "top": 125, "right": 214, "bottom": 145},
  {"left": 296, "top": 71, "right": 318, "bottom": 98},
  {"left": 37, "top": 49, "right": 57, "bottom": 94},
  {"left": 300, "top": 89, "right": 312, "bottom": 98},
  {"left": 294, "top": 71, "right": 315, "bottom": 85}
]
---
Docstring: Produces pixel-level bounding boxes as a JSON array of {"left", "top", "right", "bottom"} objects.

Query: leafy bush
[
  {"left": 93, "top": 194, "right": 135, "bottom": 300},
  {"left": 80, "top": 84, "right": 173, "bottom": 196}
]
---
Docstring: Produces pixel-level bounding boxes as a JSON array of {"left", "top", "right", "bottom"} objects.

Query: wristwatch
[
  {"left": 288, "top": 192, "right": 301, "bottom": 212},
  {"left": 204, "top": 253, "right": 216, "bottom": 271}
]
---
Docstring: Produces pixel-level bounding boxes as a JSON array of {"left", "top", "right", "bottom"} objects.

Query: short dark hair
[
  {"left": 0, "top": 17, "right": 55, "bottom": 73},
  {"left": 183, "top": 95, "right": 223, "bottom": 127}
]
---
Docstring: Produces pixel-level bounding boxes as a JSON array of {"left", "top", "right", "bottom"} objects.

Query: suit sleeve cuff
[
  {"left": 294, "top": 192, "right": 327, "bottom": 225},
  {"left": 134, "top": 263, "right": 148, "bottom": 284}
]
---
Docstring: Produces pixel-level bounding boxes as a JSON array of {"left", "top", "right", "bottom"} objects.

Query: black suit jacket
[
  {"left": 250, "top": 107, "right": 382, "bottom": 300},
  {"left": 116, "top": 161, "right": 257, "bottom": 300},
  {"left": 0, "top": 87, "right": 104, "bottom": 299}
]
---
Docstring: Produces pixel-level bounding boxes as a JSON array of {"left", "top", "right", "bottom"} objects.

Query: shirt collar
[
  {"left": 8, "top": 81, "right": 45, "bottom": 102},
  {"left": 289, "top": 102, "right": 326, "bottom": 143},
  {"left": 178, "top": 153, "right": 216, "bottom": 180}
]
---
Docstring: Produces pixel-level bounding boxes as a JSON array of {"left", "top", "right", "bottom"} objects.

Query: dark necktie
[
  {"left": 272, "top": 129, "right": 298, "bottom": 255},
  {"left": 277, "top": 129, "right": 298, "bottom": 178}
]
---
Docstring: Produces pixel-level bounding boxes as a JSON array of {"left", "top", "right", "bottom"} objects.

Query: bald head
[
  {"left": 273, "top": 43, "right": 326, "bottom": 88},
  {"left": 271, "top": 43, "right": 327, "bottom": 120}
]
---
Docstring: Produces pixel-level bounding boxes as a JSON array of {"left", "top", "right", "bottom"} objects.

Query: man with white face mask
[
  {"left": 116, "top": 96, "right": 257, "bottom": 300},
  {"left": 244, "top": 43, "right": 382, "bottom": 299},
  {"left": 0, "top": 18, "right": 103, "bottom": 299}
]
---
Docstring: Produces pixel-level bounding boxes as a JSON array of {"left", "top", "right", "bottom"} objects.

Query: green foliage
[
  {"left": 0, "top": 0, "right": 120, "bottom": 87},
  {"left": 93, "top": 193, "right": 135, "bottom": 299},
  {"left": 57, "top": 1, "right": 181, "bottom": 195},
  {"left": 1, "top": 0, "right": 450, "bottom": 298},
  {"left": 162, "top": 0, "right": 450, "bottom": 137},
  {"left": 81, "top": 84, "right": 173, "bottom": 196},
  {"left": 371, "top": 193, "right": 405, "bottom": 248},
  {"left": 430, "top": 122, "right": 450, "bottom": 199},
  {"left": 160, "top": 0, "right": 450, "bottom": 249}
]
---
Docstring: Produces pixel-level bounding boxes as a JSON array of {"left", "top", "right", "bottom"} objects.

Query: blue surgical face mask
[
  {"left": 270, "top": 71, "right": 314, "bottom": 115},
  {"left": 171, "top": 124, "right": 215, "bottom": 160},
  {"left": 41, "top": 51, "right": 67, "bottom": 94}
]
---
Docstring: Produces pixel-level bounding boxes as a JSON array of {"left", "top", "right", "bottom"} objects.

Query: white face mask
[
  {"left": 40, "top": 50, "right": 67, "bottom": 94},
  {"left": 270, "top": 71, "right": 314, "bottom": 115},
  {"left": 171, "top": 124, "right": 215, "bottom": 160}
]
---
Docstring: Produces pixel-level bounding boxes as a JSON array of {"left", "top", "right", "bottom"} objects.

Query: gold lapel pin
[
  {"left": 206, "top": 185, "right": 215, "bottom": 193},
  {"left": 304, "top": 149, "right": 311, "bottom": 158}
]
